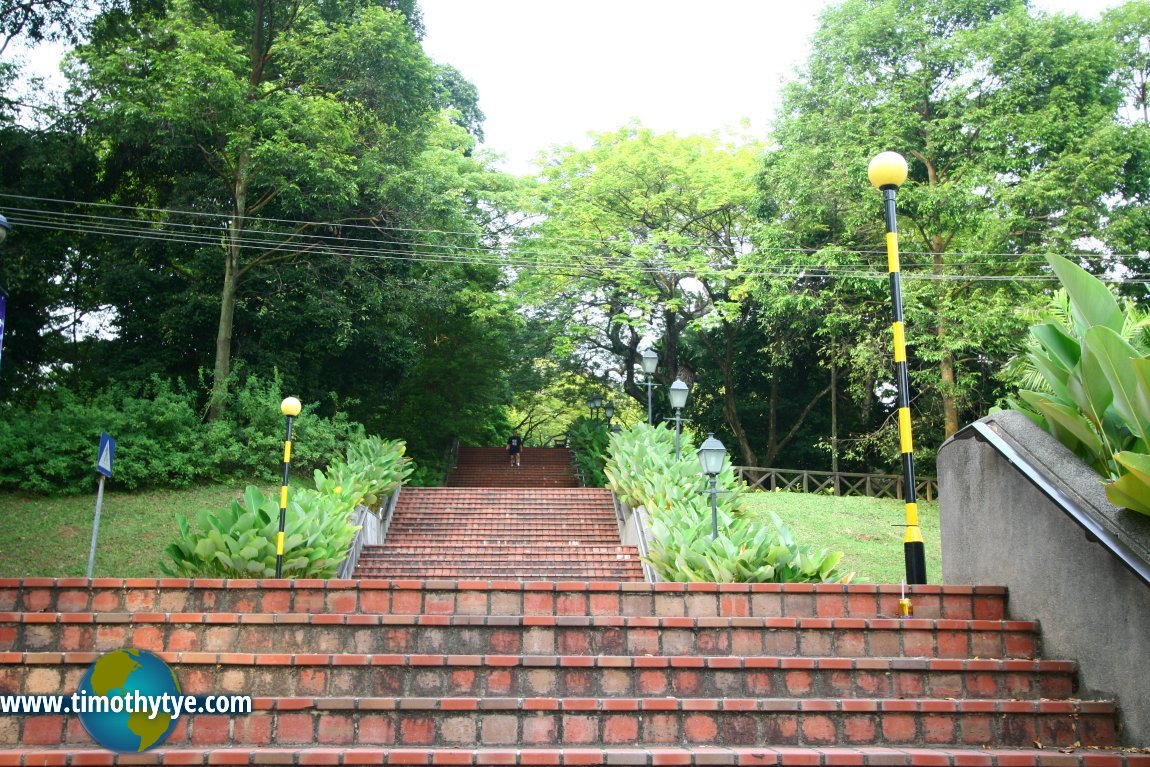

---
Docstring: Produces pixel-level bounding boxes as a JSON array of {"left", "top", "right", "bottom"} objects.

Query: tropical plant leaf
[
  {"left": 1084, "top": 326, "right": 1150, "bottom": 444},
  {"left": 1046, "top": 254, "right": 1123, "bottom": 335}
]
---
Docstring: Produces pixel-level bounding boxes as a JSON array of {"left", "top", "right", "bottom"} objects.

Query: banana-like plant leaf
[
  {"left": 1031, "top": 323, "right": 1081, "bottom": 371},
  {"left": 1105, "top": 470, "right": 1150, "bottom": 516},
  {"left": 1046, "top": 254, "right": 1124, "bottom": 335},
  {"left": 1084, "top": 326, "right": 1150, "bottom": 444}
]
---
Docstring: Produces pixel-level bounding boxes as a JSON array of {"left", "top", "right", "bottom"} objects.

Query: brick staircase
[
  {"left": 0, "top": 578, "right": 1139, "bottom": 764},
  {"left": 352, "top": 446, "right": 644, "bottom": 581},
  {"left": 446, "top": 447, "right": 579, "bottom": 489}
]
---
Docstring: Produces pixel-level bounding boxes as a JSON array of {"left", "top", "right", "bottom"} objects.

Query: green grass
[
  {"left": 741, "top": 490, "right": 943, "bottom": 585},
  {"left": 0, "top": 484, "right": 261, "bottom": 578},
  {"left": 0, "top": 483, "right": 941, "bottom": 582}
]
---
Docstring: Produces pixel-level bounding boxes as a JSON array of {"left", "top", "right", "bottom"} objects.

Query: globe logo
[{"left": 76, "top": 649, "right": 182, "bottom": 753}]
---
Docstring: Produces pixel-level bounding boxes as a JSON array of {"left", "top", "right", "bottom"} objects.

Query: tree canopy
[{"left": 0, "top": 0, "right": 1147, "bottom": 478}]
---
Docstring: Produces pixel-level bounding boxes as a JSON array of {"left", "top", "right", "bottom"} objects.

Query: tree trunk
[
  {"left": 208, "top": 154, "right": 250, "bottom": 421},
  {"left": 933, "top": 246, "right": 959, "bottom": 438},
  {"left": 720, "top": 331, "right": 757, "bottom": 468}
]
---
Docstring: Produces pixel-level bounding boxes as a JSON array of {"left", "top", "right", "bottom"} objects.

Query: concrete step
[
  {"left": 0, "top": 651, "right": 1078, "bottom": 700},
  {"left": 0, "top": 580, "right": 1009, "bottom": 619},
  {"left": 0, "top": 613, "right": 1041, "bottom": 659},
  {"left": 2, "top": 696, "right": 1118, "bottom": 749},
  {"left": 1, "top": 747, "right": 1145, "bottom": 766}
]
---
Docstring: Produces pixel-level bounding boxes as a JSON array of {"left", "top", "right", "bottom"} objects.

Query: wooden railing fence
[{"left": 733, "top": 466, "right": 937, "bottom": 501}]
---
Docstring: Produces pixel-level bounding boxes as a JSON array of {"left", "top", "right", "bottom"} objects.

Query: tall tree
[
  {"left": 70, "top": 0, "right": 440, "bottom": 417},
  {"left": 515, "top": 126, "right": 773, "bottom": 465},
  {"left": 758, "top": 0, "right": 1127, "bottom": 445}
]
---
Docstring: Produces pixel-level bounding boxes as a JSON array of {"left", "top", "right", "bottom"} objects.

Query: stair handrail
[
  {"left": 957, "top": 420, "right": 1150, "bottom": 588},
  {"left": 335, "top": 484, "right": 402, "bottom": 580},
  {"left": 612, "top": 492, "right": 658, "bottom": 583}
]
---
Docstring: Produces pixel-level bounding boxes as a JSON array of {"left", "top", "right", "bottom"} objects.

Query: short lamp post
[
  {"left": 698, "top": 433, "right": 727, "bottom": 540},
  {"left": 586, "top": 396, "right": 597, "bottom": 420},
  {"left": 868, "top": 150, "right": 927, "bottom": 586},
  {"left": 603, "top": 401, "right": 615, "bottom": 429},
  {"left": 640, "top": 349, "right": 658, "bottom": 424},
  {"left": 668, "top": 378, "right": 690, "bottom": 460},
  {"left": 276, "top": 396, "right": 302, "bottom": 578}
]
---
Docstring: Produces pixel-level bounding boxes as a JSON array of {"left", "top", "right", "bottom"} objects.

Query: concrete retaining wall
[{"left": 938, "top": 411, "right": 1150, "bottom": 744}]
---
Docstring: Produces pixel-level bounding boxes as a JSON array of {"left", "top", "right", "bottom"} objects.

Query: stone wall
[{"left": 938, "top": 411, "right": 1150, "bottom": 744}]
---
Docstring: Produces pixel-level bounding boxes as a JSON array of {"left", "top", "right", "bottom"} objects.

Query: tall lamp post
[
  {"left": 698, "top": 433, "right": 727, "bottom": 540},
  {"left": 276, "top": 396, "right": 302, "bottom": 578},
  {"left": 668, "top": 378, "right": 690, "bottom": 460},
  {"left": 639, "top": 349, "right": 658, "bottom": 425},
  {"left": 868, "top": 151, "right": 927, "bottom": 586}
]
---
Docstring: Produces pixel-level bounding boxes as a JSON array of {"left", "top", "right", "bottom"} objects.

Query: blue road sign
[{"left": 96, "top": 433, "right": 115, "bottom": 478}]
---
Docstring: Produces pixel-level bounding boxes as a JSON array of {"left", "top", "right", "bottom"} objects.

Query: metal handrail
[
  {"left": 335, "top": 484, "right": 402, "bottom": 580},
  {"left": 612, "top": 492, "right": 657, "bottom": 583},
  {"left": 957, "top": 420, "right": 1150, "bottom": 588}
]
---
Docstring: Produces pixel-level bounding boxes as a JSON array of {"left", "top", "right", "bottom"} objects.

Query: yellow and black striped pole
[
  {"left": 868, "top": 152, "right": 927, "bottom": 586},
  {"left": 276, "top": 396, "right": 302, "bottom": 578}
]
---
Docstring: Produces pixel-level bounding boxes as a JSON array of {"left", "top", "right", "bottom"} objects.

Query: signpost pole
[
  {"left": 89, "top": 433, "right": 115, "bottom": 579},
  {"left": 86, "top": 475, "right": 105, "bottom": 579}
]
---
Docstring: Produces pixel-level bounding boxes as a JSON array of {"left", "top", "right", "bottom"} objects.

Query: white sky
[
  {"left": 419, "top": 0, "right": 1127, "bottom": 174},
  {"left": 16, "top": 0, "right": 1127, "bottom": 175}
]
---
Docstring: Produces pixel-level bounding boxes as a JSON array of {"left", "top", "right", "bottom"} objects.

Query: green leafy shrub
[
  {"left": 0, "top": 378, "right": 209, "bottom": 493},
  {"left": 314, "top": 436, "right": 413, "bottom": 510},
  {"left": 163, "top": 434, "right": 412, "bottom": 577},
  {"left": 0, "top": 373, "right": 363, "bottom": 495},
  {"left": 605, "top": 423, "right": 852, "bottom": 583},
  {"left": 567, "top": 417, "right": 610, "bottom": 487},
  {"left": 199, "top": 373, "right": 364, "bottom": 483},
  {"left": 160, "top": 486, "right": 359, "bottom": 578},
  {"left": 1004, "top": 254, "right": 1150, "bottom": 515}
]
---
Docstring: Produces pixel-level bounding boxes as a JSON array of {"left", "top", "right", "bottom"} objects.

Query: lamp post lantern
[
  {"left": 868, "top": 151, "right": 927, "bottom": 586},
  {"left": 639, "top": 349, "right": 658, "bottom": 425},
  {"left": 586, "top": 396, "right": 596, "bottom": 419},
  {"left": 603, "top": 401, "right": 615, "bottom": 429},
  {"left": 276, "top": 396, "right": 302, "bottom": 578},
  {"left": 698, "top": 433, "right": 727, "bottom": 540},
  {"left": 0, "top": 214, "right": 10, "bottom": 244},
  {"left": 668, "top": 378, "right": 690, "bottom": 460}
]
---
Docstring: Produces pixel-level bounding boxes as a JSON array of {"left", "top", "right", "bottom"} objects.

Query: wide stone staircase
[
  {"left": 0, "top": 578, "right": 1137, "bottom": 764},
  {"left": 0, "top": 445, "right": 1139, "bottom": 763},
  {"left": 353, "top": 446, "right": 644, "bottom": 581}
]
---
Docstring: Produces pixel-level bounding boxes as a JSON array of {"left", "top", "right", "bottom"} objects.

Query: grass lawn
[
  {"left": 0, "top": 484, "right": 259, "bottom": 578},
  {"left": 741, "top": 490, "right": 943, "bottom": 585}
]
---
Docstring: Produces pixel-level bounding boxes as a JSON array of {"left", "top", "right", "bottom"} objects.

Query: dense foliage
[
  {"left": 162, "top": 434, "right": 411, "bottom": 578},
  {"left": 1005, "top": 255, "right": 1150, "bottom": 515},
  {"left": 566, "top": 417, "right": 610, "bottom": 487},
  {"left": 0, "top": 373, "right": 360, "bottom": 494},
  {"left": 0, "top": 0, "right": 1147, "bottom": 488},
  {"left": 605, "top": 424, "right": 852, "bottom": 583}
]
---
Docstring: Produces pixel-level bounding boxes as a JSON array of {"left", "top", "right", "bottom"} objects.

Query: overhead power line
[{"left": 4, "top": 193, "right": 1148, "bottom": 285}]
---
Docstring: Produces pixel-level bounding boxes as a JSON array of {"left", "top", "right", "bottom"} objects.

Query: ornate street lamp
[
  {"left": 868, "top": 150, "right": 926, "bottom": 586},
  {"left": 698, "top": 433, "right": 727, "bottom": 540},
  {"left": 603, "top": 401, "right": 615, "bottom": 429},
  {"left": 639, "top": 349, "right": 658, "bottom": 425},
  {"left": 668, "top": 378, "right": 690, "bottom": 460}
]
